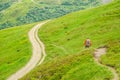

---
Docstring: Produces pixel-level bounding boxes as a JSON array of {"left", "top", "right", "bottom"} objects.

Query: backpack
[{"left": 86, "top": 39, "right": 90, "bottom": 46}]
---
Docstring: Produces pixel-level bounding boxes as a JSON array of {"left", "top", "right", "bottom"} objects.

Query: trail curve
[
  {"left": 94, "top": 48, "right": 119, "bottom": 80},
  {"left": 7, "top": 21, "right": 49, "bottom": 80}
]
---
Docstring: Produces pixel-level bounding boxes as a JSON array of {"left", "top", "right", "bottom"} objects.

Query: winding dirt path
[
  {"left": 7, "top": 21, "right": 49, "bottom": 80},
  {"left": 94, "top": 48, "right": 119, "bottom": 80}
]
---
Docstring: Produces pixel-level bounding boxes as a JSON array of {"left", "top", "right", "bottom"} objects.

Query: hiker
[{"left": 84, "top": 38, "right": 92, "bottom": 48}]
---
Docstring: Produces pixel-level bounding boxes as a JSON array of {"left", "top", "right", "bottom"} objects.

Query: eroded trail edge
[
  {"left": 94, "top": 48, "right": 119, "bottom": 80},
  {"left": 7, "top": 21, "right": 49, "bottom": 80}
]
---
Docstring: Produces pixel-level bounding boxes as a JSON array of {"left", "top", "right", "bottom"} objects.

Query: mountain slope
[
  {"left": 20, "top": 0, "right": 120, "bottom": 80},
  {"left": 0, "top": 0, "right": 100, "bottom": 29},
  {"left": 0, "top": 0, "right": 21, "bottom": 12},
  {"left": 0, "top": 23, "right": 36, "bottom": 80}
]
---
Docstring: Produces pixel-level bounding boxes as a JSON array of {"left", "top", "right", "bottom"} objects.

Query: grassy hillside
[
  {"left": 0, "top": 0, "right": 36, "bottom": 29},
  {"left": 0, "top": 23, "right": 36, "bottom": 80},
  {"left": 0, "top": 1, "right": 12, "bottom": 11},
  {"left": 0, "top": 0, "right": 20, "bottom": 11},
  {"left": 0, "top": 0, "right": 100, "bottom": 29},
  {"left": 20, "top": 0, "right": 120, "bottom": 80},
  {"left": 21, "top": 50, "right": 113, "bottom": 80}
]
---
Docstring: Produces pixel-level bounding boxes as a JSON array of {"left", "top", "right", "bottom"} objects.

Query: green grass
[
  {"left": 0, "top": 23, "right": 36, "bottom": 80},
  {"left": 0, "top": 1, "right": 35, "bottom": 23},
  {"left": 0, "top": 0, "right": 41, "bottom": 29},
  {"left": 20, "top": 0, "right": 120, "bottom": 80},
  {"left": 101, "top": 40, "right": 120, "bottom": 77},
  {"left": 38, "top": 0, "right": 120, "bottom": 62},
  {"left": 21, "top": 50, "right": 113, "bottom": 80}
]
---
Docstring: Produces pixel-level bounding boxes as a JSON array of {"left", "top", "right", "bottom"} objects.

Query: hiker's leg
[
  {"left": 85, "top": 45, "right": 88, "bottom": 48},
  {"left": 85, "top": 45, "right": 90, "bottom": 48}
]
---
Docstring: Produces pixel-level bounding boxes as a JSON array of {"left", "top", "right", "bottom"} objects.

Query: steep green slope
[
  {"left": 0, "top": 23, "right": 36, "bottom": 80},
  {"left": 0, "top": 0, "right": 100, "bottom": 29},
  {"left": 21, "top": 0, "right": 120, "bottom": 80},
  {"left": 21, "top": 50, "right": 113, "bottom": 80},
  {"left": 0, "top": 1, "right": 12, "bottom": 11},
  {"left": 0, "top": 0, "right": 23, "bottom": 12},
  {"left": 0, "top": 0, "right": 36, "bottom": 29}
]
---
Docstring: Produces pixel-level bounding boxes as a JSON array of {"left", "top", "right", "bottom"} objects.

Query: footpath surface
[
  {"left": 7, "top": 21, "right": 48, "bottom": 80},
  {"left": 94, "top": 48, "right": 119, "bottom": 80}
]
